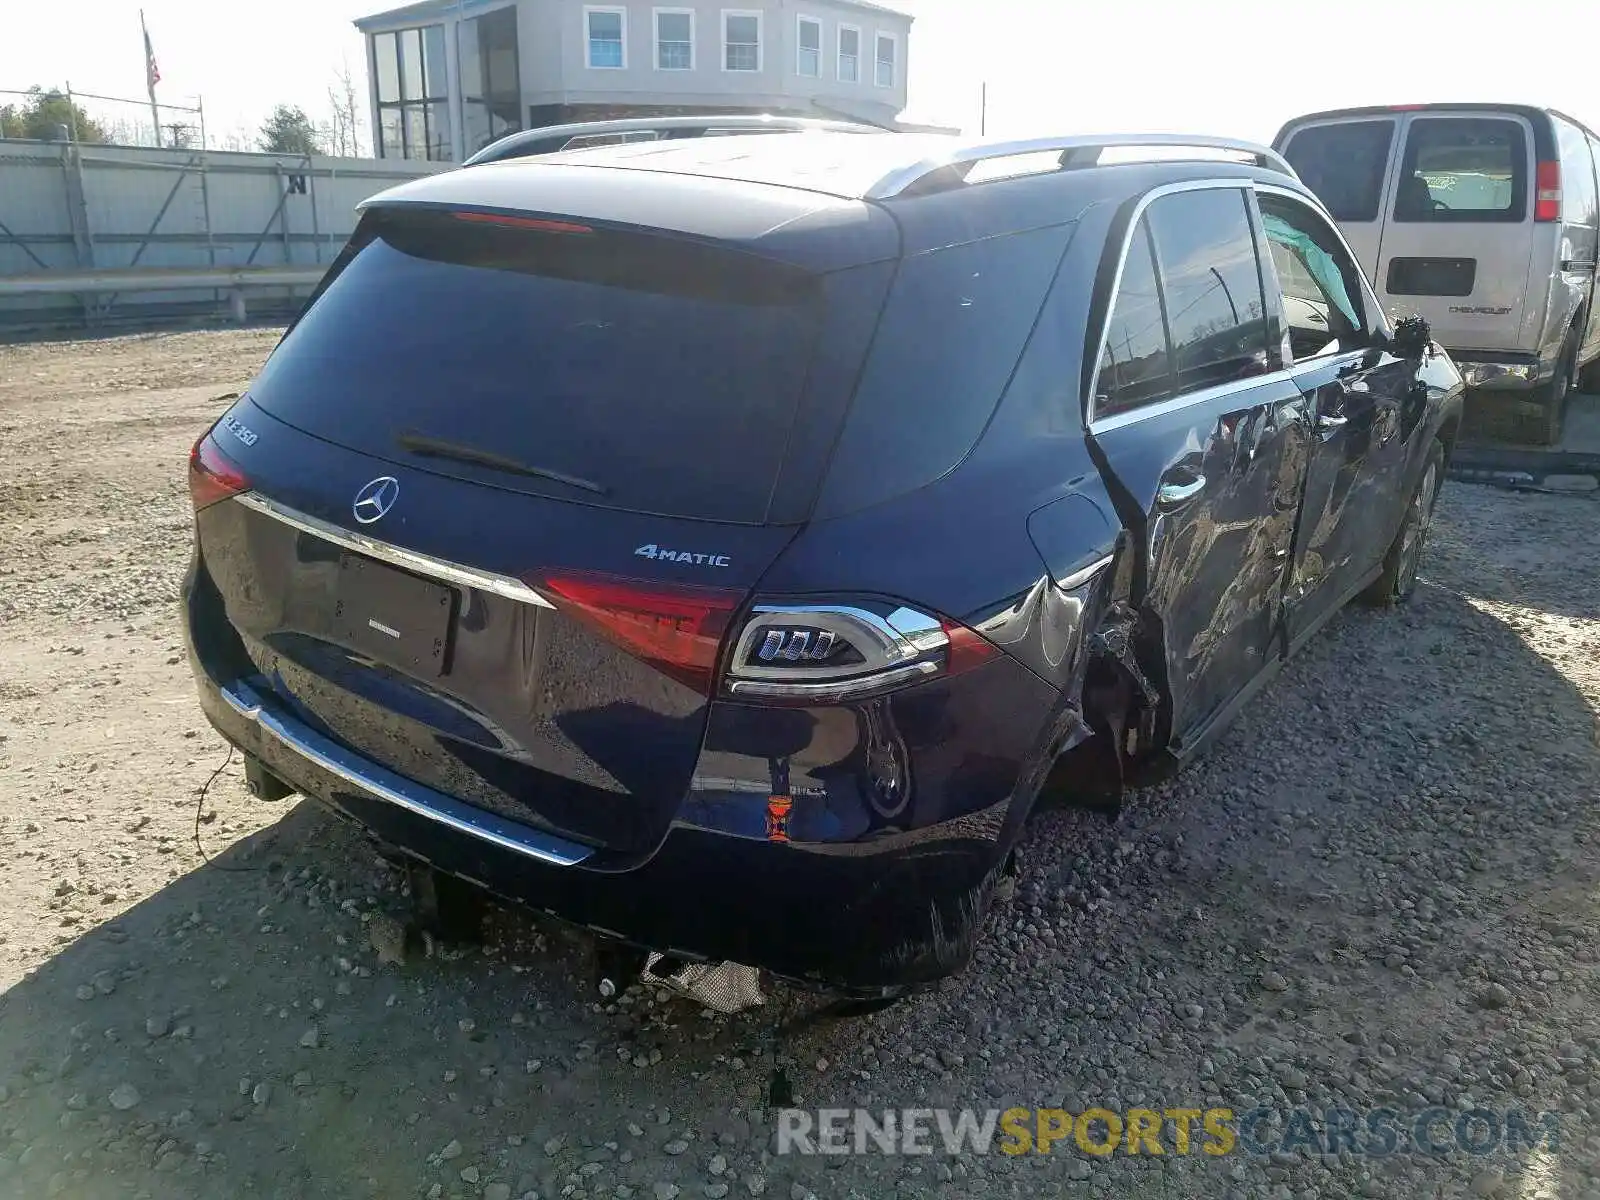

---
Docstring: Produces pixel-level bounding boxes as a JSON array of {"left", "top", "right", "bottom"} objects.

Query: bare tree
[
  {"left": 218, "top": 122, "right": 257, "bottom": 153},
  {"left": 326, "top": 57, "right": 367, "bottom": 158}
]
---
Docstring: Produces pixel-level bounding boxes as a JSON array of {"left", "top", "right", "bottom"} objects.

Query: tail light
[
  {"left": 539, "top": 573, "right": 742, "bottom": 696},
  {"left": 1536, "top": 160, "right": 1561, "bottom": 222},
  {"left": 723, "top": 602, "right": 999, "bottom": 703},
  {"left": 537, "top": 578, "right": 1001, "bottom": 704},
  {"left": 452, "top": 212, "right": 593, "bottom": 234},
  {"left": 188, "top": 433, "right": 251, "bottom": 511}
]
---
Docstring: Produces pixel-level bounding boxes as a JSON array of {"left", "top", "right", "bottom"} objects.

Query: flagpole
[{"left": 142, "top": 9, "right": 162, "bottom": 147}]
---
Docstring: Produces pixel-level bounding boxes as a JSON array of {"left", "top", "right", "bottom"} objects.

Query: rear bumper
[
  {"left": 1454, "top": 353, "right": 1545, "bottom": 392},
  {"left": 183, "top": 559, "right": 1039, "bottom": 992},
  {"left": 193, "top": 672, "right": 1007, "bottom": 991}
]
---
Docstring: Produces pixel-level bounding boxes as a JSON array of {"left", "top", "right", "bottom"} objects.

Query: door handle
[
  {"left": 1317, "top": 413, "right": 1349, "bottom": 431},
  {"left": 1156, "top": 476, "right": 1206, "bottom": 507}
]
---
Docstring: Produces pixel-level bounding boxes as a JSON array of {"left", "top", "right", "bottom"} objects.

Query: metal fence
[{"left": 0, "top": 138, "right": 440, "bottom": 332}]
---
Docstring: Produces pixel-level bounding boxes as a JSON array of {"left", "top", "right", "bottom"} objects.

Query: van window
[
  {"left": 1394, "top": 117, "right": 1527, "bottom": 223},
  {"left": 1094, "top": 218, "right": 1171, "bottom": 417},
  {"left": 1146, "top": 189, "right": 1271, "bottom": 393},
  {"left": 1282, "top": 121, "right": 1394, "bottom": 222}
]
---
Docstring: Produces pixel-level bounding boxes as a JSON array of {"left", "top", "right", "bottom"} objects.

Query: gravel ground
[{"left": 1, "top": 329, "right": 1598, "bottom": 1200}]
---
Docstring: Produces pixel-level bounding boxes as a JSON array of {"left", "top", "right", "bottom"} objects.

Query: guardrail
[{"left": 0, "top": 264, "right": 327, "bottom": 321}]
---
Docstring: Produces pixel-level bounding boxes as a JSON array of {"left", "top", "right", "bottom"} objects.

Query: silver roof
[{"left": 502, "top": 130, "right": 1296, "bottom": 202}]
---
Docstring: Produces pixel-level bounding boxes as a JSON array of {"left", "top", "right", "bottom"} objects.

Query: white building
[{"left": 354, "top": 0, "right": 915, "bottom": 163}]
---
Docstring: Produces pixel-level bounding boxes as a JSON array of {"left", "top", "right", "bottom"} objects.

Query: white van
[{"left": 1275, "top": 104, "right": 1600, "bottom": 444}]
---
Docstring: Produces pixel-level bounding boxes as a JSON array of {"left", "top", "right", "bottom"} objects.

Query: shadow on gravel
[
  {"left": 0, "top": 801, "right": 823, "bottom": 1200},
  {"left": 2, "top": 532, "right": 1597, "bottom": 1200}
]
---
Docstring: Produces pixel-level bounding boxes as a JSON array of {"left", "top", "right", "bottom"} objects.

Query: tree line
[{"left": 1, "top": 68, "right": 366, "bottom": 157}]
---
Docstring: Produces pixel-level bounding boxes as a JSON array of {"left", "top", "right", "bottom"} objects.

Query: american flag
[{"left": 143, "top": 13, "right": 161, "bottom": 90}]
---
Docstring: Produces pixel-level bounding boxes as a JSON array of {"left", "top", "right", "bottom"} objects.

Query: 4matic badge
[{"left": 635, "top": 544, "right": 732, "bottom": 568}]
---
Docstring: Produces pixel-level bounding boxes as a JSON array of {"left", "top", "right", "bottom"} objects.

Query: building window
[
  {"left": 372, "top": 25, "right": 452, "bottom": 161},
  {"left": 837, "top": 24, "right": 860, "bottom": 83},
  {"left": 723, "top": 11, "right": 761, "bottom": 72},
  {"left": 874, "top": 32, "right": 896, "bottom": 87},
  {"left": 459, "top": 6, "right": 521, "bottom": 156},
  {"left": 585, "top": 7, "right": 626, "bottom": 69},
  {"left": 796, "top": 16, "right": 821, "bottom": 78},
  {"left": 654, "top": 8, "right": 694, "bottom": 70}
]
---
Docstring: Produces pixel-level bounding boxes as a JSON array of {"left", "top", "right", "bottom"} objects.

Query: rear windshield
[
  {"left": 252, "top": 208, "right": 823, "bottom": 524},
  {"left": 1394, "top": 117, "right": 1527, "bottom": 223},
  {"left": 1282, "top": 121, "right": 1394, "bottom": 222}
]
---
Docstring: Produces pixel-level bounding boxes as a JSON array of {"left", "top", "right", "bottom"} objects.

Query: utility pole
[{"left": 980, "top": 81, "right": 987, "bottom": 137}]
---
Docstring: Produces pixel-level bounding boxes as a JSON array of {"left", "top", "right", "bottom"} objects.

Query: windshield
[{"left": 251, "top": 208, "right": 825, "bottom": 524}]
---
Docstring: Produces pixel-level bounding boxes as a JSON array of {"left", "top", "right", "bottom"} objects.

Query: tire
[
  {"left": 1580, "top": 350, "right": 1600, "bottom": 395},
  {"left": 1360, "top": 439, "right": 1445, "bottom": 608},
  {"left": 1525, "top": 334, "right": 1579, "bottom": 447}
]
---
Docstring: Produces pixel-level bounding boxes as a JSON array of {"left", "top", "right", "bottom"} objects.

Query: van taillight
[
  {"left": 1536, "top": 160, "right": 1562, "bottom": 222},
  {"left": 188, "top": 433, "right": 251, "bottom": 511},
  {"left": 538, "top": 572, "right": 742, "bottom": 696}
]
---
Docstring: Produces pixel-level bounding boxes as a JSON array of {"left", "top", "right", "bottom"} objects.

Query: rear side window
[
  {"left": 1394, "top": 117, "right": 1527, "bottom": 222},
  {"left": 252, "top": 209, "right": 824, "bottom": 524},
  {"left": 1094, "top": 219, "right": 1171, "bottom": 417},
  {"left": 1145, "top": 189, "right": 1270, "bottom": 393},
  {"left": 1282, "top": 121, "right": 1394, "bottom": 222},
  {"left": 814, "top": 224, "right": 1074, "bottom": 518}
]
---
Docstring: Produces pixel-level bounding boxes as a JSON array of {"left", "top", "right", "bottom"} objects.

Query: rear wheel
[
  {"left": 1580, "top": 348, "right": 1600, "bottom": 395},
  {"left": 1527, "top": 334, "right": 1579, "bottom": 446},
  {"left": 1361, "top": 440, "right": 1444, "bottom": 608}
]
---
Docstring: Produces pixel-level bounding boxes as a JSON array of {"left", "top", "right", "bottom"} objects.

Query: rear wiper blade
[{"left": 396, "top": 432, "right": 608, "bottom": 496}]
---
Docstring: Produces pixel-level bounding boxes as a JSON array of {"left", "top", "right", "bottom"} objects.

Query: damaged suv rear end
[{"left": 185, "top": 131, "right": 1456, "bottom": 995}]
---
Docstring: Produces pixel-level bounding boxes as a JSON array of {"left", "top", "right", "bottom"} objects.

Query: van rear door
[
  {"left": 1372, "top": 112, "right": 1541, "bottom": 353},
  {"left": 1278, "top": 116, "right": 1398, "bottom": 280}
]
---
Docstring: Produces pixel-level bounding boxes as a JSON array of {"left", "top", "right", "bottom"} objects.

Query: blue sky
[{"left": 3, "top": 0, "right": 1597, "bottom": 149}]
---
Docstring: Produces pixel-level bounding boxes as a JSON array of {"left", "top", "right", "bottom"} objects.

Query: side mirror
[{"left": 1388, "top": 314, "right": 1432, "bottom": 359}]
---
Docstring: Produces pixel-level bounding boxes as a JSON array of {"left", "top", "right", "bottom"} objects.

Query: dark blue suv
[{"left": 184, "top": 131, "right": 1464, "bottom": 995}]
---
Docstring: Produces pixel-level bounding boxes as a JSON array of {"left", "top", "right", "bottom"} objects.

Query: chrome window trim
[
  {"left": 1285, "top": 347, "right": 1369, "bottom": 385},
  {"left": 1089, "top": 368, "right": 1298, "bottom": 435},
  {"left": 231, "top": 492, "right": 555, "bottom": 609},
  {"left": 1085, "top": 177, "right": 1264, "bottom": 432}
]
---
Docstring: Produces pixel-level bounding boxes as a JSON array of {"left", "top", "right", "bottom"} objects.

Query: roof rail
[
  {"left": 466, "top": 114, "right": 883, "bottom": 166},
  {"left": 864, "top": 133, "right": 1298, "bottom": 200}
]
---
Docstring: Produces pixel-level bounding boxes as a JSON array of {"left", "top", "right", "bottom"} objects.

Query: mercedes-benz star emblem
[{"left": 352, "top": 476, "right": 400, "bottom": 525}]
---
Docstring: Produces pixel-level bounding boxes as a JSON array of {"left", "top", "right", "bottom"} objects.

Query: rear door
[
  {"left": 1086, "top": 184, "right": 1312, "bottom": 753},
  {"left": 1554, "top": 117, "right": 1600, "bottom": 364},
  {"left": 1254, "top": 187, "right": 1416, "bottom": 646},
  {"left": 1374, "top": 112, "right": 1539, "bottom": 352},
  {"left": 1278, "top": 117, "right": 1399, "bottom": 281},
  {"left": 199, "top": 206, "right": 887, "bottom": 855}
]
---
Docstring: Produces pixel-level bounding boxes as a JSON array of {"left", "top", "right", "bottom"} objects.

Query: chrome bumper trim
[
  {"left": 219, "top": 679, "right": 592, "bottom": 867},
  {"left": 231, "top": 492, "right": 554, "bottom": 609},
  {"left": 1457, "top": 360, "right": 1540, "bottom": 390}
]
